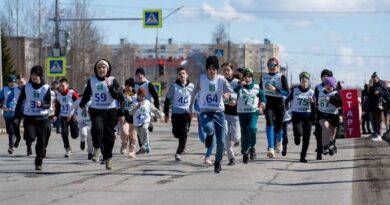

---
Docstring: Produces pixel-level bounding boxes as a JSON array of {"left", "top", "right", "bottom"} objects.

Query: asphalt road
[{"left": 0, "top": 118, "right": 389, "bottom": 205}]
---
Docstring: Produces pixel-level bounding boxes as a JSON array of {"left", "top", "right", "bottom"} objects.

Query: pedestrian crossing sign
[
  {"left": 215, "top": 49, "right": 224, "bottom": 57},
  {"left": 46, "top": 57, "right": 66, "bottom": 77},
  {"left": 143, "top": 9, "right": 162, "bottom": 28}
]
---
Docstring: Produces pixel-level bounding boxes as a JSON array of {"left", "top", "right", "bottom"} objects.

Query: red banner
[{"left": 341, "top": 89, "right": 361, "bottom": 138}]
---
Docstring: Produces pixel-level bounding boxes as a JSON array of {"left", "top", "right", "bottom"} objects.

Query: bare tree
[
  {"left": 212, "top": 23, "right": 227, "bottom": 44},
  {"left": 62, "top": 0, "right": 102, "bottom": 91}
]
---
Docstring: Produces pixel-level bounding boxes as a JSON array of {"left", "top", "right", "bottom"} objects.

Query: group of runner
[{"left": 1, "top": 56, "right": 344, "bottom": 173}]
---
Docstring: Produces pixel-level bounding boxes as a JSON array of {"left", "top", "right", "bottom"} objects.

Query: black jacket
[{"left": 368, "top": 80, "right": 387, "bottom": 111}]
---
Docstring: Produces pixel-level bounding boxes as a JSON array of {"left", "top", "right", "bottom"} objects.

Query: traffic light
[{"left": 158, "top": 59, "right": 165, "bottom": 76}]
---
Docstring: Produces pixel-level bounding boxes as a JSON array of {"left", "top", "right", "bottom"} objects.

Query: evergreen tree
[{"left": 1, "top": 28, "right": 15, "bottom": 86}]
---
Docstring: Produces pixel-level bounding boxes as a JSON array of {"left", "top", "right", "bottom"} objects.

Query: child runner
[
  {"left": 1, "top": 75, "right": 17, "bottom": 154},
  {"left": 235, "top": 68, "right": 266, "bottom": 164},
  {"left": 128, "top": 88, "right": 164, "bottom": 154},
  {"left": 164, "top": 67, "right": 194, "bottom": 161},
  {"left": 54, "top": 78, "right": 80, "bottom": 158},
  {"left": 281, "top": 105, "right": 291, "bottom": 156},
  {"left": 79, "top": 59, "right": 123, "bottom": 170},
  {"left": 317, "top": 77, "right": 343, "bottom": 157},
  {"left": 75, "top": 97, "right": 93, "bottom": 160},
  {"left": 189, "top": 55, "right": 234, "bottom": 173},
  {"left": 134, "top": 68, "right": 160, "bottom": 152},
  {"left": 194, "top": 93, "right": 215, "bottom": 166},
  {"left": 120, "top": 77, "right": 137, "bottom": 158},
  {"left": 14, "top": 65, "right": 51, "bottom": 171},
  {"left": 260, "top": 57, "right": 289, "bottom": 158},
  {"left": 314, "top": 69, "right": 333, "bottom": 160},
  {"left": 285, "top": 72, "right": 315, "bottom": 162},
  {"left": 7, "top": 74, "right": 26, "bottom": 154},
  {"left": 50, "top": 81, "right": 61, "bottom": 134},
  {"left": 221, "top": 63, "right": 241, "bottom": 166}
]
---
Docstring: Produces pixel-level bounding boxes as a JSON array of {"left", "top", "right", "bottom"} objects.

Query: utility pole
[{"left": 54, "top": 0, "right": 60, "bottom": 57}]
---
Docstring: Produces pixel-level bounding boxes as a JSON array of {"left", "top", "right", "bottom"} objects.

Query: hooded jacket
[
  {"left": 79, "top": 59, "right": 123, "bottom": 108},
  {"left": 14, "top": 65, "right": 51, "bottom": 119}
]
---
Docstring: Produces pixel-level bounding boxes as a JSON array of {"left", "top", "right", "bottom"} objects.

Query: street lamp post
[
  {"left": 220, "top": 17, "right": 239, "bottom": 62},
  {"left": 226, "top": 17, "right": 239, "bottom": 62}
]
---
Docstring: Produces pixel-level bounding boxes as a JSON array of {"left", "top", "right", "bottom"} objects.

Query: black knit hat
[
  {"left": 321, "top": 69, "right": 333, "bottom": 78},
  {"left": 31, "top": 65, "right": 44, "bottom": 78},
  {"left": 371, "top": 72, "right": 378, "bottom": 78},
  {"left": 136, "top": 67, "right": 145, "bottom": 76},
  {"left": 125, "top": 77, "right": 135, "bottom": 87},
  {"left": 206, "top": 56, "right": 219, "bottom": 70}
]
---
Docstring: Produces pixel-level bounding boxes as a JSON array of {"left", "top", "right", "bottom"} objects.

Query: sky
[{"left": 6, "top": 0, "right": 390, "bottom": 87}]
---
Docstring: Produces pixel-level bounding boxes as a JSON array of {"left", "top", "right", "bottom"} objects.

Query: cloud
[
  {"left": 277, "top": 44, "right": 288, "bottom": 61},
  {"left": 202, "top": 0, "right": 257, "bottom": 22},
  {"left": 287, "top": 20, "right": 314, "bottom": 29},
  {"left": 338, "top": 46, "right": 364, "bottom": 67},
  {"left": 362, "top": 36, "right": 379, "bottom": 43},
  {"left": 328, "top": 31, "right": 342, "bottom": 42},
  {"left": 243, "top": 37, "right": 261, "bottom": 44}
]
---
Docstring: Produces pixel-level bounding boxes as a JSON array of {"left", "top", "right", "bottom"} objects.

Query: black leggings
[
  {"left": 171, "top": 113, "right": 191, "bottom": 154},
  {"left": 23, "top": 117, "right": 50, "bottom": 166},
  {"left": 60, "top": 117, "right": 79, "bottom": 149},
  {"left": 361, "top": 113, "right": 371, "bottom": 133},
  {"left": 90, "top": 108, "right": 118, "bottom": 160},
  {"left": 265, "top": 105, "right": 285, "bottom": 133},
  {"left": 292, "top": 116, "right": 312, "bottom": 158}
]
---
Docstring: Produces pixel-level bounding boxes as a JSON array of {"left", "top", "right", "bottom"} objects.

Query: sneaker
[
  {"left": 234, "top": 141, "right": 240, "bottom": 147},
  {"left": 27, "top": 146, "right": 32, "bottom": 156},
  {"left": 14, "top": 139, "right": 20, "bottom": 148},
  {"left": 333, "top": 145, "right": 338, "bottom": 154},
  {"left": 372, "top": 135, "right": 383, "bottom": 142},
  {"left": 136, "top": 147, "right": 146, "bottom": 155},
  {"left": 92, "top": 148, "right": 100, "bottom": 162},
  {"left": 267, "top": 148, "right": 275, "bottom": 158},
  {"left": 205, "top": 134, "right": 214, "bottom": 148},
  {"left": 275, "top": 141, "right": 282, "bottom": 154},
  {"left": 316, "top": 153, "right": 323, "bottom": 160},
  {"left": 294, "top": 137, "right": 301, "bottom": 145},
  {"left": 88, "top": 153, "right": 93, "bottom": 160},
  {"left": 128, "top": 150, "right": 136, "bottom": 158},
  {"left": 8, "top": 147, "right": 14, "bottom": 155},
  {"left": 300, "top": 157, "right": 308, "bottom": 163},
  {"left": 227, "top": 158, "right": 236, "bottom": 166},
  {"left": 214, "top": 161, "right": 222, "bottom": 173},
  {"left": 64, "top": 148, "right": 72, "bottom": 158},
  {"left": 329, "top": 145, "right": 335, "bottom": 156},
  {"left": 175, "top": 154, "right": 181, "bottom": 161},
  {"left": 145, "top": 143, "right": 151, "bottom": 154},
  {"left": 120, "top": 144, "right": 127, "bottom": 155},
  {"left": 249, "top": 147, "right": 257, "bottom": 160},
  {"left": 369, "top": 133, "right": 377, "bottom": 138},
  {"left": 204, "top": 157, "right": 212, "bottom": 166},
  {"left": 100, "top": 159, "right": 105, "bottom": 165},
  {"left": 282, "top": 146, "right": 287, "bottom": 157},
  {"left": 323, "top": 146, "right": 329, "bottom": 155},
  {"left": 243, "top": 153, "right": 249, "bottom": 164},
  {"left": 35, "top": 165, "right": 42, "bottom": 171},
  {"left": 80, "top": 141, "right": 85, "bottom": 150},
  {"left": 105, "top": 158, "right": 113, "bottom": 170}
]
